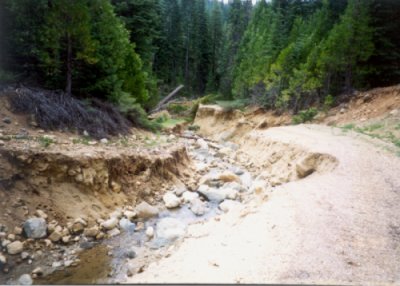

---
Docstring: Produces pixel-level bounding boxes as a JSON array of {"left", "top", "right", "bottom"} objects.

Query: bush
[
  {"left": 292, "top": 108, "right": 318, "bottom": 124},
  {"left": 323, "top": 94, "right": 334, "bottom": 112},
  {"left": 8, "top": 87, "right": 131, "bottom": 139},
  {"left": 167, "top": 103, "right": 189, "bottom": 115},
  {"left": 124, "top": 103, "right": 161, "bottom": 132}
]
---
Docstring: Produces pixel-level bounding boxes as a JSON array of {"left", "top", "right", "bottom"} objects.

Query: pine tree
[
  {"left": 207, "top": 0, "right": 224, "bottom": 92},
  {"left": 318, "top": 0, "right": 373, "bottom": 94}
]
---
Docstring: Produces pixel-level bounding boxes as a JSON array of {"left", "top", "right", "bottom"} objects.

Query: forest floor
[{"left": 1, "top": 85, "right": 400, "bottom": 284}]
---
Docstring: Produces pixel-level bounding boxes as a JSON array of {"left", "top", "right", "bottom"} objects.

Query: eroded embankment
[
  {"left": 0, "top": 144, "right": 189, "bottom": 227},
  {"left": 194, "top": 104, "right": 338, "bottom": 187},
  {"left": 128, "top": 105, "right": 400, "bottom": 285}
]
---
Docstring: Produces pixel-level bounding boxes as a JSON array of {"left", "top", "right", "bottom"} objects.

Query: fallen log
[{"left": 150, "top": 85, "right": 184, "bottom": 114}]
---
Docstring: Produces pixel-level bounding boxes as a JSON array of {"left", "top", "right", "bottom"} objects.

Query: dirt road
[{"left": 128, "top": 124, "right": 400, "bottom": 285}]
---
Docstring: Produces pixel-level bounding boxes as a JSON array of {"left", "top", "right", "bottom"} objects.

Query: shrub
[
  {"left": 124, "top": 103, "right": 161, "bottom": 132},
  {"left": 167, "top": 103, "right": 188, "bottom": 115},
  {"left": 38, "top": 136, "right": 54, "bottom": 147},
  {"left": 323, "top": 95, "right": 334, "bottom": 112},
  {"left": 292, "top": 108, "right": 318, "bottom": 124},
  {"left": 8, "top": 87, "right": 131, "bottom": 139}
]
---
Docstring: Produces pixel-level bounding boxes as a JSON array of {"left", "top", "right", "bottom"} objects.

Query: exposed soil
[
  {"left": 127, "top": 90, "right": 400, "bottom": 284},
  {"left": 1, "top": 86, "right": 400, "bottom": 285}
]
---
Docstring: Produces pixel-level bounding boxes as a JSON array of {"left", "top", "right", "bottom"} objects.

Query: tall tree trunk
[{"left": 66, "top": 32, "right": 72, "bottom": 97}]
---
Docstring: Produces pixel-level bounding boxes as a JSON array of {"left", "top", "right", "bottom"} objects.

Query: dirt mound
[{"left": 324, "top": 85, "right": 400, "bottom": 125}]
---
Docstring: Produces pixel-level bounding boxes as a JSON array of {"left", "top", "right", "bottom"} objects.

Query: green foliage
[
  {"left": 188, "top": 124, "right": 200, "bottom": 131},
  {"left": 216, "top": 99, "right": 248, "bottom": 111},
  {"left": 323, "top": 94, "right": 334, "bottom": 111},
  {"left": 123, "top": 103, "right": 161, "bottom": 132},
  {"left": 4, "top": 0, "right": 149, "bottom": 108},
  {"left": 167, "top": 103, "right": 189, "bottom": 115},
  {"left": 342, "top": 123, "right": 356, "bottom": 131},
  {"left": 292, "top": 108, "right": 318, "bottom": 124},
  {"left": 38, "top": 136, "right": 55, "bottom": 148}
]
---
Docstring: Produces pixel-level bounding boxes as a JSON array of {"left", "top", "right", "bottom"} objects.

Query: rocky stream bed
[{"left": 1, "top": 130, "right": 262, "bottom": 285}]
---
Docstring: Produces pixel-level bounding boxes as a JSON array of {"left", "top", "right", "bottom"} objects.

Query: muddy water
[
  {"left": 34, "top": 245, "right": 111, "bottom": 285},
  {"left": 34, "top": 135, "right": 252, "bottom": 284},
  {"left": 36, "top": 206, "right": 218, "bottom": 284}
]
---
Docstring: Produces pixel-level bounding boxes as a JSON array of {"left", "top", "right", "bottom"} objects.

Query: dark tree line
[{"left": 1, "top": 0, "right": 400, "bottom": 113}]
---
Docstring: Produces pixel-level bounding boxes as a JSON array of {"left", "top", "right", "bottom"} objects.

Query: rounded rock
[
  {"left": 23, "top": 218, "right": 47, "bottom": 239},
  {"left": 7, "top": 241, "right": 23, "bottom": 255},
  {"left": 162, "top": 192, "right": 181, "bottom": 209},
  {"left": 145, "top": 226, "right": 154, "bottom": 238},
  {"left": 18, "top": 274, "right": 32, "bottom": 285}
]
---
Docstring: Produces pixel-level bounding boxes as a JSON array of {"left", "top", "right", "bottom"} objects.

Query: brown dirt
[
  {"left": 0, "top": 94, "right": 193, "bottom": 234},
  {"left": 128, "top": 90, "right": 400, "bottom": 284},
  {"left": 323, "top": 85, "right": 400, "bottom": 125}
]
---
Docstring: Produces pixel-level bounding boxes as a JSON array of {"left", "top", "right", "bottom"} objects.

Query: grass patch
[
  {"left": 342, "top": 123, "right": 356, "bottom": 131},
  {"left": 38, "top": 136, "right": 54, "bottom": 147},
  {"left": 160, "top": 118, "right": 186, "bottom": 129},
  {"left": 363, "top": 123, "right": 383, "bottom": 132},
  {"left": 72, "top": 136, "right": 90, "bottom": 145},
  {"left": 341, "top": 123, "right": 400, "bottom": 151}
]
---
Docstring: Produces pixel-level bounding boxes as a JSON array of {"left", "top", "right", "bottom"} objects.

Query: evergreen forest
[{"left": 1, "top": 0, "right": 400, "bottom": 114}]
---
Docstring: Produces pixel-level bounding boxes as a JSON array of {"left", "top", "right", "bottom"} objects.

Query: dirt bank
[{"left": 128, "top": 105, "right": 400, "bottom": 284}]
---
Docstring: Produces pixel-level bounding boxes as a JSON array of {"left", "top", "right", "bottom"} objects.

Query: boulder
[
  {"left": 197, "top": 185, "right": 235, "bottom": 203},
  {"left": 173, "top": 186, "right": 188, "bottom": 197},
  {"left": 18, "top": 274, "right": 32, "bottom": 285},
  {"left": 71, "top": 222, "right": 85, "bottom": 234},
  {"left": 145, "top": 227, "right": 154, "bottom": 238},
  {"left": 119, "top": 218, "right": 136, "bottom": 232},
  {"left": 182, "top": 191, "right": 199, "bottom": 203},
  {"left": 2, "top": 117, "right": 11, "bottom": 124},
  {"left": 189, "top": 198, "right": 207, "bottom": 216},
  {"left": 126, "top": 249, "right": 136, "bottom": 259},
  {"left": 156, "top": 217, "right": 186, "bottom": 242},
  {"left": 14, "top": 226, "right": 23, "bottom": 235},
  {"left": 123, "top": 210, "right": 137, "bottom": 221},
  {"left": 7, "top": 241, "right": 23, "bottom": 255},
  {"left": 48, "top": 230, "right": 62, "bottom": 242},
  {"left": 0, "top": 252, "right": 7, "bottom": 266},
  {"left": 162, "top": 192, "right": 181, "bottom": 209},
  {"left": 135, "top": 202, "right": 159, "bottom": 219},
  {"left": 107, "top": 228, "right": 120, "bottom": 237},
  {"left": 32, "top": 267, "right": 43, "bottom": 276},
  {"left": 101, "top": 217, "right": 119, "bottom": 231},
  {"left": 23, "top": 218, "right": 47, "bottom": 239},
  {"left": 83, "top": 226, "right": 100, "bottom": 238},
  {"left": 35, "top": 209, "right": 48, "bottom": 219},
  {"left": 296, "top": 154, "right": 319, "bottom": 179},
  {"left": 21, "top": 252, "right": 29, "bottom": 260}
]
